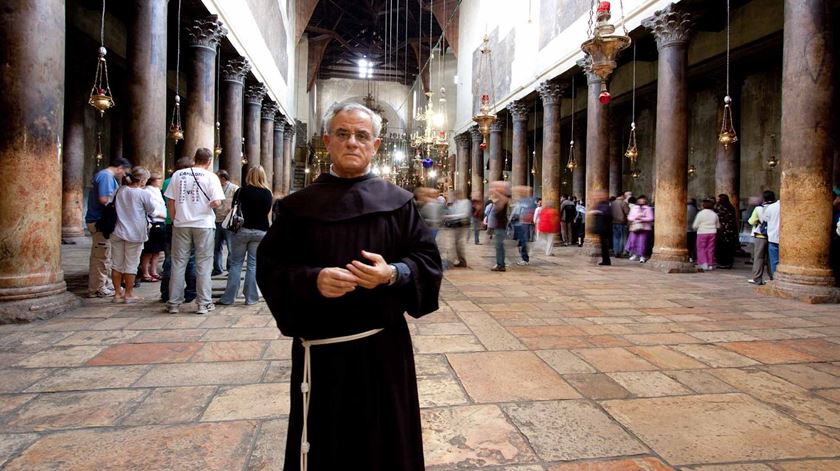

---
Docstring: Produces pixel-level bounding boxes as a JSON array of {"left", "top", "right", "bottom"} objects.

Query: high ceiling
[{"left": 305, "top": 0, "right": 450, "bottom": 85}]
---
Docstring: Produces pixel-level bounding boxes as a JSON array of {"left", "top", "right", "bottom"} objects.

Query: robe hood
[{"left": 279, "top": 173, "right": 414, "bottom": 222}]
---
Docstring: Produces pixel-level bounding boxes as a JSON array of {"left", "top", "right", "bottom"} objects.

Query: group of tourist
[{"left": 85, "top": 149, "right": 275, "bottom": 313}]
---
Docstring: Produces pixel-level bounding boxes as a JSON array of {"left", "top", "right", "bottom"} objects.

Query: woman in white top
[
  {"left": 692, "top": 198, "right": 721, "bottom": 271},
  {"left": 112, "top": 166, "right": 157, "bottom": 303},
  {"left": 140, "top": 172, "right": 167, "bottom": 282}
]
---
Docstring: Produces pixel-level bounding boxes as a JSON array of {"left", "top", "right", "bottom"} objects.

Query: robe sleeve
[
  {"left": 395, "top": 201, "right": 443, "bottom": 318},
  {"left": 255, "top": 203, "right": 323, "bottom": 336}
]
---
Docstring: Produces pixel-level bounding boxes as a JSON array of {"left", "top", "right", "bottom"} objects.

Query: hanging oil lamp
[
  {"left": 240, "top": 137, "right": 247, "bottom": 165},
  {"left": 89, "top": 46, "right": 114, "bottom": 115},
  {"left": 94, "top": 130, "right": 104, "bottom": 167},
  {"left": 718, "top": 95, "right": 738, "bottom": 150},
  {"left": 566, "top": 139, "right": 577, "bottom": 171},
  {"left": 214, "top": 121, "right": 222, "bottom": 156},
  {"left": 766, "top": 133, "right": 778, "bottom": 168},
  {"left": 472, "top": 35, "right": 497, "bottom": 149},
  {"left": 688, "top": 164, "right": 696, "bottom": 177},
  {"left": 631, "top": 168, "right": 641, "bottom": 179},
  {"left": 566, "top": 76, "right": 578, "bottom": 171},
  {"left": 168, "top": 95, "right": 183, "bottom": 142},
  {"left": 580, "top": 1, "right": 631, "bottom": 105},
  {"left": 625, "top": 122, "right": 638, "bottom": 164}
]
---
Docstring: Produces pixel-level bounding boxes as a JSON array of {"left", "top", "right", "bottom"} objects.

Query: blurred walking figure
[
  {"left": 417, "top": 188, "right": 443, "bottom": 240},
  {"left": 510, "top": 186, "right": 536, "bottom": 266},
  {"left": 489, "top": 181, "right": 510, "bottom": 271},
  {"left": 592, "top": 190, "right": 612, "bottom": 266},
  {"left": 747, "top": 190, "right": 776, "bottom": 284},
  {"left": 714, "top": 194, "right": 738, "bottom": 269},
  {"left": 537, "top": 202, "right": 559, "bottom": 255},
  {"left": 470, "top": 199, "right": 484, "bottom": 245},
  {"left": 625, "top": 195, "right": 654, "bottom": 263},
  {"left": 560, "top": 195, "right": 576, "bottom": 246},
  {"left": 610, "top": 194, "right": 629, "bottom": 257},
  {"left": 693, "top": 198, "right": 720, "bottom": 271},
  {"left": 686, "top": 198, "right": 698, "bottom": 263},
  {"left": 444, "top": 190, "right": 471, "bottom": 267},
  {"left": 533, "top": 198, "right": 544, "bottom": 244},
  {"left": 219, "top": 166, "right": 272, "bottom": 305}
]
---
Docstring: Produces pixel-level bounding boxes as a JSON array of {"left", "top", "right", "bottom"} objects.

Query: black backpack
[{"left": 94, "top": 186, "right": 123, "bottom": 239}]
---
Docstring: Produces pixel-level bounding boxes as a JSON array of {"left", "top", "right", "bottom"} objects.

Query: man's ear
[
  {"left": 323, "top": 133, "right": 331, "bottom": 147},
  {"left": 372, "top": 137, "right": 382, "bottom": 153}
]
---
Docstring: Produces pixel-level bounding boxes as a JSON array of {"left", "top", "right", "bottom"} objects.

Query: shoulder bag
[{"left": 222, "top": 188, "right": 244, "bottom": 233}]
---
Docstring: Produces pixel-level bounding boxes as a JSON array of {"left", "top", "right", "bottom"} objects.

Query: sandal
[
  {"left": 141, "top": 275, "right": 155, "bottom": 282},
  {"left": 150, "top": 274, "right": 162, "bottom": 281}
]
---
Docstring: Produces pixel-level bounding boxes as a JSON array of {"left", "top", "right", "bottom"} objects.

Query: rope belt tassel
[{"left": 299, "top": 328, "right": 384, "bottom": 471}]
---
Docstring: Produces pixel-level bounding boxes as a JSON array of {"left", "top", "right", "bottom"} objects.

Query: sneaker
[
  {"left": 196, "top": 303, "right": 215, "bottom": 315},
  {"left": 166, "top": 304, "right": 180, "bottom": 314},
  {"left": 639, "top": 257, "right": 647, "bottom": 263},
  {"left": 747, "top": 278, "right": 765, "bottom": 285},
  {"left": 516, "top": 260, "right": 530, "bottom": 266},
  {"left": 628, "top": 255, "right": 638, "bottom": 261},
  {"left": 490, "top": 265, "right": 507, "bottom": 272},
  {"left": 88, "top": 288, "right": 115, "bottom": 298}
]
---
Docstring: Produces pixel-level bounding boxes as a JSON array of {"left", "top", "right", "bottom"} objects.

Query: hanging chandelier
[
  {"left": 472, "top": 35, "right": 497, "bottom": 149},
  {"left": 718, "top": 0, "right": 738, "bottom": 149},
  {"left": 88, "top": 0, "right": 114, "bottom": 115},
  {"left": 580, "top": 0, "right": 631, "bottom": 105},
  {"left": 624, "top": 43, "right": 640, "bottom": 175},
  {"left": 566, "top": 76, "right": 578, "bottom": 171},
  {"left": 168, "top": 0, "right": 184, "bottom": 142}
]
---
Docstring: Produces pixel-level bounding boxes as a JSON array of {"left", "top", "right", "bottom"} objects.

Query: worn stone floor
[{"left": 1, "top": 234, "right": 839, "bottom": 470}]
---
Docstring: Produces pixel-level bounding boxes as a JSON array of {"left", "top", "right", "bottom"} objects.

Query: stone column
[
  {"left": 220, "top": 57, "right": 249, "bottom": 186},
  {"left": 508, "top": 100, "right": 529, "bottom": 187},
  {"left": 643, "top": 5, "right": 695, "bottom": 272},
  {"left": 182, "top": 15, "right": 227, "bottom": 159},
  {"left": 281, "top": 121, "right": 295, "bottom": 196},
  {"left": 273, "top": 116, "right": 285, "bottom": 196},
  {"left": 0, "top": 0, "right": 79, "bottom": 322},
  {"left": 578, "top": 57, "right": 611, "bottom": 256},
  {"left": 609, "top": 119, "right": 622, "bottom": 197},
  {"left": 538, "top": 81, "right": 563, "bottom": 208},
  {"left": 488, "top": 118, "right": 505, "bottom": 183},
  {"left": 244, "top": 84, "right": 265, "bottom": 173},
  {"left": 766, "top": 0, "right": 839, "bottom": 303},
  {"left": 469, "top": 127, "right": 484, "bottom": 201},
  {"left": 62, "top": 61, "right": 86, "bottom": 239},
  {"left": 125, "top": 0, "right": 167, "bottom": 174},
  {"left": 260, "top": 101, "right": 277, "bottom": 183},
  {"left": 455, "top": 133, "right": 470, "bottom": 194}
]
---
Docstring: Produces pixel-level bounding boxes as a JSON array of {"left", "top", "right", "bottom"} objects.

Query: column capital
[
  {"left": 642, "top": 4, "right": 695, "bottom": 50},
  {"left": 222, "top": 57, "right": 250, "bottom": 83},
  {"left": 274, "top": 114, "right": 287, "bottom": 131},
  {"left": 261, "top": 101, "right": 278, "bottom": 120},
  {"left": 245, "top": 84, "right": 266, "bottom": 105},
  {"left": 186, "top": 15, "right": 227, "bottom": 49},
  {"left": 538, "top": 81, "right": 566, "bottom": 105},
  {"left": 576, "top": 56, "right": 602, "bottom": 84},
  {"left": 490, "top": 117, "right": 506, "bottom": 134},
  {"left": 283, "top": 121, "right": 296, "bottom": 140},
  {"left": 507, "top": 100, "right": 529, "bottom": 122},
  {"left": 455, "top": 133, "right": 471, "bottom": 147},
  {"left": 469, "top": 126, "right": 483, "bottom": 143}
]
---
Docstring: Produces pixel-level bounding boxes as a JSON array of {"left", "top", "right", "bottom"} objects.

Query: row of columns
[
  {"left": 451, "top": 0, "right": 837, "bottom": 303},
  {"left": 0, "top": 1, "right": 299, "bottom": 321}
]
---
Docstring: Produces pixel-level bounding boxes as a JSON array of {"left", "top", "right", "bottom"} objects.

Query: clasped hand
[{"left": 316, "top": 250, "right": 392, "bottom": 298}]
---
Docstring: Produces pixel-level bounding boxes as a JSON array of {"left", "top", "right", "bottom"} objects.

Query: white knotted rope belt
[{"left": 299, "top": 328, "right": 384, "bottom": 471}]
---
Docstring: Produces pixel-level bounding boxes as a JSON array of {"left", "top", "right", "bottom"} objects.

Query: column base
[
  {"left": 649, "top": 247, "right": 696, "bottom": 273},
  {"left": 758, "top": 271, "right": 840, "bottom": 304},
  {"left": 579, "top": 236, "right": 601, "bottom": 260},
  {"left": 0, "top": 291, "right": 81, "bottom": 324},
  {"left": 62, "top": 226, "right": 86, "bottom": 239}
]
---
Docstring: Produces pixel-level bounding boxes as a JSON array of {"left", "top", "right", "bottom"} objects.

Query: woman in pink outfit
[
  {"left": 692, "top": 199, "right": 721, "bottom": 271},
  {"left": 625, "top": 195, "right": 654, "bottom": 263}
]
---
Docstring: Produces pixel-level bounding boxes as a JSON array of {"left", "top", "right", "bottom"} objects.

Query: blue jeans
[
  {"left": 769, "top": 242, "right": 779, "bottom": 275},
  {"left": 220, "top": 228, "right": 266, "bottom": 305},
  {"left": 515, "top": 224, "right": 530, "bottom": 262},
  {"left": 213, "top": 222, "right": 233, "bottom": 273},
  {"left": 613, "top": 224, "right": 627, "bottom": 255},
  {"left": 494, "top": 228, "right": 506, "bottom": 267}
]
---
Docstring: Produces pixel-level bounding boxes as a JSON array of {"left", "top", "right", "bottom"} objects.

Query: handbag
[{"left": 222, "top": 188, "right": 244, "bottom": 233}]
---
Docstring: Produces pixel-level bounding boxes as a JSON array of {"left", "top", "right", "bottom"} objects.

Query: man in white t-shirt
[{"left": 164, "top": 148, "right": 225, "bottom": 314}]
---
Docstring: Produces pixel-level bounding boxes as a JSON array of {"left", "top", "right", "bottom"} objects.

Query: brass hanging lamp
[
  {"left": 472, "top": 35, "right": 497, "bottom": 150},
  {"left": 718, "top": 0, "right": 738, "bottom": 149},
  {"left": 168, "top": 0, "right": 184, "bottom": 142},
  {"left": 624, "top": 43, "right": 640, "bottom": 175},
  {"left": 566, "top": 75, "right": 578, "bottom": 171},
  {"left": 766, "top": 133, "right": 778, "bottom": 168},
  {"left": 580, "top": 0, "right": 631, "bottom": 105},
  {"left": 213, "top": 44, "right": 222, "bottom": 156},
  {"left": 88, "top": 0, "right": 114, "bottom": 115}
]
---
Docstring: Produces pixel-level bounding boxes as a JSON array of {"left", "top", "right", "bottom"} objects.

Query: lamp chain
[{"left": 99, "top": 0, "right": 106, "bottom": 46}]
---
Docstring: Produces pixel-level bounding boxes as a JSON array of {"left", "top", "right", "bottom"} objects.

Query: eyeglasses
[{"left": 332, "top": 129, "right": 374, "bottom": 143}]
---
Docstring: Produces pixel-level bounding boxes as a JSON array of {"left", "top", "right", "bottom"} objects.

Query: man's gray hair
[{"left": 322, "top": 102, "right": 383, "bottom": 137}]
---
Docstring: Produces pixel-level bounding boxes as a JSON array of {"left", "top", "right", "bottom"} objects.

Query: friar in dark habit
[{"left": 256, "top": 102, "right": 442, "bottom": 471}]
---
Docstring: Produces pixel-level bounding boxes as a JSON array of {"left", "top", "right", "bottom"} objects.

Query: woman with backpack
[{"left": 219, "top": 166, "right": 273, "bottom": 305}]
